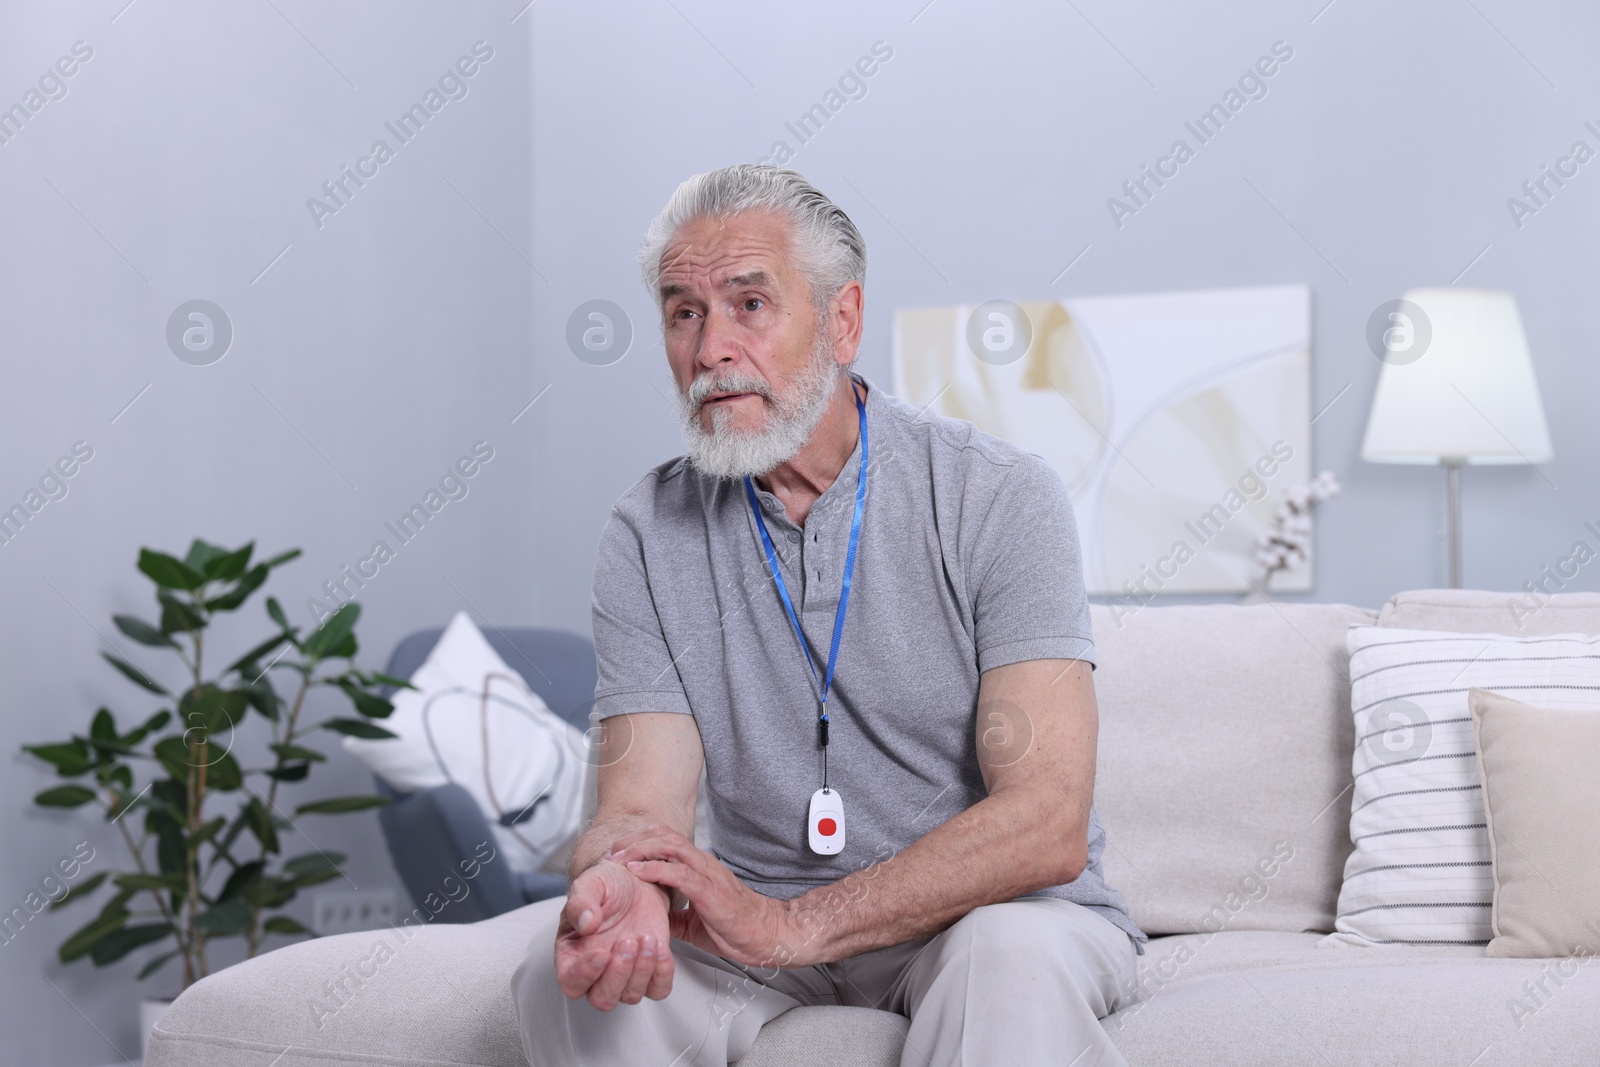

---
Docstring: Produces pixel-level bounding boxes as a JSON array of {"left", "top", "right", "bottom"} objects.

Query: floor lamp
[{"left": 1360, "top": 288, "right": 1553, "bottom": 589}]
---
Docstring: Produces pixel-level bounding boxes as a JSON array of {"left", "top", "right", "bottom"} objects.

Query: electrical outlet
[{"left": 311, "top": 888, "right": 403, "bottom": 935}]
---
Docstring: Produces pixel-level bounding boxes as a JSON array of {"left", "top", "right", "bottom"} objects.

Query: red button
[{"left": 817, "top": 817, "right": 837, "bottom": 837}]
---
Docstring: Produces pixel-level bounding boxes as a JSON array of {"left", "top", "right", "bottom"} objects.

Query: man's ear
[{"left": 830, "top": 279, "right": 865, "bottom": 365}]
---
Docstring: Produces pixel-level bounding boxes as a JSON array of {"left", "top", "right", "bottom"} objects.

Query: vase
[{"left": 141, "top": 996, "right": 174, "bottom": 1060}]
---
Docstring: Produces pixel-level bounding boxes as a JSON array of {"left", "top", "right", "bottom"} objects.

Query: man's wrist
[{"left": 775, "top": 892, "right": 836, "bottom": 968}]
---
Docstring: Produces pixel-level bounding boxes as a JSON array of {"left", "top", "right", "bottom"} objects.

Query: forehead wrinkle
[{"left": 658, "top": 246, "right": 784, "bottom": 296}]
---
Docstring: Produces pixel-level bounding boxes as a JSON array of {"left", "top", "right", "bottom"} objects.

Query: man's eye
[
  {"left": 743, "top": 298, "right": 763, "bottom": 312},
  {"left": 675, "top": 308, "right": 698, "bottom": 320}
]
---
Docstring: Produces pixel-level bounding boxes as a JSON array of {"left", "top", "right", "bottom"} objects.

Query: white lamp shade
[{"left": 1360, "top": 288, "right": 1553, "bottom": 465}]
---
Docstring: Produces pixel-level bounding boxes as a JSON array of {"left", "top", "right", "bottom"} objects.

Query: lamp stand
[{"left": 1446, "top": 459, "right": 1463, "bottom": 589}]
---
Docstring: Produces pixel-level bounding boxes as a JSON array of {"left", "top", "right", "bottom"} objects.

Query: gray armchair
[{"left": 374, "top": 626, "right": 596, "bottom": 922}]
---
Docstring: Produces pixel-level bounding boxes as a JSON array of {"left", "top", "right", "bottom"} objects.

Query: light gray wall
[
  {"left": 3, "top": 0, "right": 1597, "bottom": 1062},
  {"left": 532, "top": 0, "right": 1599, "bottom": 626},
  {"left": 1, "top": 2, "right": 533, "bottom": 1062}
]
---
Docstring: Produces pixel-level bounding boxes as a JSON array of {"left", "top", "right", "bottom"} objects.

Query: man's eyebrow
[{"left": 658, "top": 270, "right": 770, "bottom": 301}]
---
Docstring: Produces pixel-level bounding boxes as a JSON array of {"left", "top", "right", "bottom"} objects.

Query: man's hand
[
  {"left": 610, "top": 824, "right": 801, "bottom": 969},
  {"left": 555, "top": 858, "right": 674, "bottom": 1010}
]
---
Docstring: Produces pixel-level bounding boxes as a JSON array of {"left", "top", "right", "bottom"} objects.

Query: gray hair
[{"left": 638, "top": 164, "right": 867, "bottom": 315}]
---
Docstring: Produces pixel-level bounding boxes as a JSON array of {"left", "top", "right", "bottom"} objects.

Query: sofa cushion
[
  {"left": 1378, "top": 587, "right": 1600, "bottom": 636},
  {"left": 149, "top": 897, "right": 1600, "bottom": 1067},
  {"left": 1108, "top": 930, "right": 1600, "bottom": 1065},
  {"left": 147, "top": 897, "right": 905, "bottom": 1067},
  {"left": 146, "top": 900, "right": 558, "bottom": 1067},
  {"left": 1470, "top": 688, "right": 1600, "bottom": 959},
  {"left": 1090, "top": 602, "right": 1376, "bottom": 937}
]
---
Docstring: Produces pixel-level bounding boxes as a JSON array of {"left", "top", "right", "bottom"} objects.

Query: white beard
[{"left": 679, "top": 334, "right": 842, "bottom": 479}]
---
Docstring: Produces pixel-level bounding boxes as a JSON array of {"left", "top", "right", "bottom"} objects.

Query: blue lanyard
[{"left": 743, "top": 383, "right": 868, "bottom": 775}]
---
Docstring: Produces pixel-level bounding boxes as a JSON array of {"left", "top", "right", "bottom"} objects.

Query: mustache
[{"left": 684, "top": 370, "right": 776, "bottom": 409}]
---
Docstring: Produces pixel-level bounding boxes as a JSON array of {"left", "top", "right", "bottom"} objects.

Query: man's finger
[
  {"left": 645, "top": 945, "right": 675, "bottom": 1000},
  {"left": 562, "top": 876, "right": 607, "bottom": 936},
  {"left": 612, "top": 835, "right": 703, "bottom": 869},
  {"left": 555, "top": 942, "right": 610, "bottom": 1000},
  {"left": 586, "top": 938, "right": 640, "bottom": 1011},
  {"left": 609, "top": 823, "right": 689, "bottom": 853},
  {"left": 617, "top": 934, "right": 659, "bottom": 1005},
  {"left": 626, "top": 858, "right": 720, "bottom": 911}
]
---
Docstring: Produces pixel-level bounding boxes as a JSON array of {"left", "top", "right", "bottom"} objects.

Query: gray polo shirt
[{"left": 591, "top": 373, "right": 1144, "bottom": 950}]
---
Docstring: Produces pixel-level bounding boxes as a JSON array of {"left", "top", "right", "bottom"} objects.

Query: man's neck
[{"left": 753, "top": 374, "right": 863, "bottom": 528}]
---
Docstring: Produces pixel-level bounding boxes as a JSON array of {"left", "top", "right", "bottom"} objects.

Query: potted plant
[{"left": 22, "top": 539, "right": 406, "bottom": 1031}]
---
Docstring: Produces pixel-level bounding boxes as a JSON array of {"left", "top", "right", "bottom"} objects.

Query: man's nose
[{"left": 696, "top": 305, "right": 742, "bottom": 369}]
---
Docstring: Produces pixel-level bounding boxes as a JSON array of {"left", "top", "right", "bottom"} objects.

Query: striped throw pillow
[{"left": 1326, "top": 625, "right": 1600, "bottom": 947}]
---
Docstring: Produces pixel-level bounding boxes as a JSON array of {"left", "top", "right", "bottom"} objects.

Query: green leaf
[
  {"left": 244, "top": 797, "right": 279, "bottom": 854},
  {"left": 23, "top": 740, "right": 93, "bottom": 777},
  {"left": 158, "top": 591, "right": 206, "bottom": 634},
  {"left": 138, "top": 549, "right": 205, "bottom": 590},
  {"left": 242, "top": 677, "right": 281, "bottom": 721},
  {"left": 249, "top": 875, "right": 295, "bottom": 910},
  {"left": 58, "top": 911, "right": 129, "bottom": 963},
  {"left": 262, "top": 915, "right": 310, "bottom": 936},
  {"left": 143, "top": 709, "right": 173, "bottom": 733},
  {"left": 49, "top": 871, "right": 108, "bottom": 911},
  {"left": 151, "top": 737, "right": 192, "bottom": 780},
  {"left": 205, "top": 563, "right": 269, "bottom": 612},
  {"left": 205, "top": 750, "right": 243, "bottom": 791},
  {"left": 113, "top": 872, "right": 187, "bottom": 893},
  {"left": 35, "top": 785, "right": 97, "bottom": 808},
  {"left": 295, "top": 795, "right": 388, "bottom": 815},
  {"left": 218, "top": 860, "right": 264, "bottom": 903},
  {"left": 149, "top": 778, "right": 187, "bottom": 821},
  {"left": 179, "top": 685, "right": 250, "bottom": 736},
  {"left": 90, "top": 708, "right": 115, "bottom": 742},
  {"left": 344, "top": 686, "right": 393, "bottom": 720},
  {"left": 226, "top": 632, "right": 291, "bottom": 677},
  {"left": 320, "top": 718, "right": 396, "bottom": 740},
  {"left": 262, "top": 549, "right": 302, "bottom": 570},
  {"left": 195, "top": 898, "right": 252, "bottom": 936},
  {"left": 97, "top": 887, "right": 136, "bottom": 921},
  {"left": 184, "top": 539, "right": 230, "bottom": 574},
  {"left": 92, "top": 922, "right": 174, "bottom": 965},
  {"left": 303, "top": 603, "right": 360, "bottom": 660},
  {"left": 192, "top": 815, "right": 227, "bottom": 847},
  {"left": 269, "top": 743, "right": 325, "bottom": 763},
  {"left": 154, "top": 817, "right": 186, "bottom": 877},
  {"left": 266, "top": 596, "right": 293, "bottom": 633},
  {"left": 102, "top": 652, "right": 168, "bottom": 695},
  {"left": 282, "top": 851, "right": 346, "bottom": 877},
  {"left": 112, "top": 614, "right": 175, "bottom": 648},
  {"left": 137, "top": 950, "right": 180, "bottom": 980},
  {"left": 265, "top": 763, "right": 309, "bottom": 782},
  {"left": 203, "top": 542, "right": 254, "bottom": 581},
  {"left": 366, "top": 672, "right": 415, "bottom": 690}
]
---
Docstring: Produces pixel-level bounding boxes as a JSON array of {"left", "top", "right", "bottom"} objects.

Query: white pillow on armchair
[{"left": 343, "top": 611, "right": 590, "bottom": 877}]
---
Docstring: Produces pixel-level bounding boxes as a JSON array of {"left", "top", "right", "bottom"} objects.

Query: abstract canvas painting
[{"left": 892, "top": 284, "right": 1312, "bottom": 596}]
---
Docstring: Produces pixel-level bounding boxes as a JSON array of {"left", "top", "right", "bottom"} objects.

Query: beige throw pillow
[{"left": 1469, "top": 688, "right": 1600, "bottom": 958}]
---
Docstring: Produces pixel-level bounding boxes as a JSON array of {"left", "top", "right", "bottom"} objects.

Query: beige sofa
[{"left": 147, "top": 590, "right": 1600, "bottom": 1066}]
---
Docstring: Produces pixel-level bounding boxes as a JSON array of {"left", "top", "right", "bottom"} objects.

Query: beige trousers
[{"left": 513, "top": 896, "right": 1138, "bottom": 1067}]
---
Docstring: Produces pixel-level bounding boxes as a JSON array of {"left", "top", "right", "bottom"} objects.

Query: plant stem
[
  {"left": 185, "top": 615, "right": 211, "bottom": 982},
  {"left": 245, "top": 668, "right": 314, "bottom": 958},
  {"left": 110, "top": 789, "right": 183, "bottom": 975}
]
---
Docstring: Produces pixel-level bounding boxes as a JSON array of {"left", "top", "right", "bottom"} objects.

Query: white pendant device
[{"left": 808, "top": 787, "right": 846, "bottom": 855}]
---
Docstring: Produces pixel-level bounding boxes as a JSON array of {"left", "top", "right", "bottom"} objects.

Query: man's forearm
[
  {"left": 568, "top": 813, "right": 667, "bottom": 882},
  {"left": 782, "top": 783, "right": 1087, "bottom": 965}
]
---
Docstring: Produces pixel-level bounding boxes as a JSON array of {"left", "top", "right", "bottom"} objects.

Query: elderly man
[{"left": 513, "top": 164, "right": 1145, "bottom": 1067}]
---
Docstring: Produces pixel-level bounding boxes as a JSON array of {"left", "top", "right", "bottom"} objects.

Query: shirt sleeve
[
  {"left": 966, "top": 454, "right": 1097, "bottom": 673},
  {"left": 590, "top": 507, "right": 694, "bottom": 720}
]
